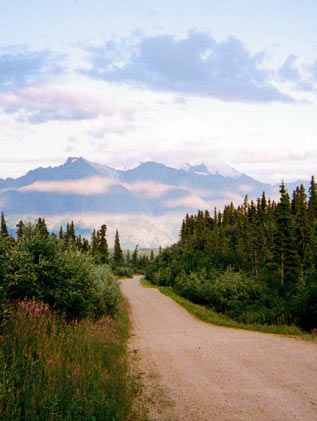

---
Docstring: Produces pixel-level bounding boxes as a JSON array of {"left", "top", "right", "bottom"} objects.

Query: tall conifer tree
[
  {"left": 1, "top": 212, "right": 9, "bottom": 238},
  {"left": 16, "top": 220, "right": 25, "bottom": 240},
  {"left": 274, "top": 183, "right": 299, "bottom": 287},
  {"left": 132, "top": 245, "right": 138, "bottom": 266},
  {"left": 113, "top": 230, "right": 123, "bottom": 265},
  {"left": 308, "top": 176, "right": 317, "bottom": 221},
  {"left": 98, "top": 224, "right": 109, "bottom": 263}
]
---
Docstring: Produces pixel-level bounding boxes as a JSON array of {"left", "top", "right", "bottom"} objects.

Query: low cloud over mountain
[{"left": 0, "top": 157, "right": 310, "bottom": 247}]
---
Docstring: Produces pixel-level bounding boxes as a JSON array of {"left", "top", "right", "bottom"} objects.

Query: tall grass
[{"left": 0, "top": 299, "right": 146, "bottom": 421}]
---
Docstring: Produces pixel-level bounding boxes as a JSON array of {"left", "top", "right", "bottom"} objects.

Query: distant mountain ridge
[
  {"left": 2, "top": 158, "right": 243, "bottom": 187},
  {"left": 183, "top": 161, "right": 242, "bottom": 178},
  {"left": 0, "top": 157, "right": 312, "bottom": 247},
  {"left": 0, "top": 156, "right": 311, "bottom": 206},
  {"left": 0, "top": 157, "right": 120, "bottom": 189}
]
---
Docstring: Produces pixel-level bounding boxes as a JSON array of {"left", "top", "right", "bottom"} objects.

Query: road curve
[{"left": 121, "top": 276, "right": 317, "bottom": 421}]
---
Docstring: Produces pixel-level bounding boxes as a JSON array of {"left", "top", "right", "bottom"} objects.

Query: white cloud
[
  {"left": 85, "top": 117, "right": 138, "bottom": 137},
  {"left": 165, "top": 194, "right": 210, "bottom": 209},
  {"left": 125, "top": 181, "right": 176, "bottom": 198},
  {"left": 237, "top": 184, "right": 256, "bottom": 194},
  {"left": 20, "top": 177, "right": 120, "bottom": 195},
  {"left": 46, "top": 212, "right": 183, "bottom": 248},
  {"left": 0, "top": 86, "right": 116, "bottom": 123},
  {"left": 221, "top": 191, "right": 245, "bottom": 203}
]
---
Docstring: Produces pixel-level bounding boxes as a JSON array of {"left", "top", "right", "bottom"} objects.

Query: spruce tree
[
  {"left": 308, "top": 176, "right": 317, "bottom": 221},
  {"left": 98, "top": 224, "right": 109, "bottom": 264},
  {"left": 260, "top": 192, "right": 267, "bottom": 216},
  {"left": 248, "top": 200, "right": 260, "bottom": 275},
  {"left": 180, "top": 220, "right": 186, "bottom": 242},
  {"left": 69, "top": 221, "right": 76, "bottom": 242},
  {"left": 82, "top": 238, "right": 90, "bottom": 252},
  {"left": 1, "top": 212, "right": 9, "bottom": 237},
  {"left": 16, "top": 220, "right": 25, "bottom": 240},
  {"left": 36, "top": 217, "right": 49, "bottom": 237},
  {"left": 274, "top": 183, "right": 299, "bottom": 288},
  {"left": 91, "top": 229, "right": 98, "bottom": 254},
  {"left": 132, "top": 245, "right": 138, "bottom": 266},
  {"left": 295, "top": 185, "right": 313, "bottom": 270},
  {"left": 76, "top": 235, "right": 83, "bottom": 250},
  {"left": 113, "top": 230, "right": 123, "bottom": 265}
]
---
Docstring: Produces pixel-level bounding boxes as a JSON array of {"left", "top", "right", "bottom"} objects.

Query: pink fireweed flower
[
  {"left": 17, "top": 299, "right": 51, "bottom": 318},
  {"left": 72, "top": 367, "right": 80, "bottom": 377}
]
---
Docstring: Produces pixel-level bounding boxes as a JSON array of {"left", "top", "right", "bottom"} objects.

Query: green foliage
[
  {"left": 0, "top": 212, "right": 9, "bottom": 238},
  {"left": 146, "top": 182, "right": 317, "bottom": 331},
  {"left": 142, "top": 279, "right": 304, "bottom": 337},
  {"left": 120, "top": 246, "right": 151, "bottom": 274},
  {"left": 132, "top": 245, "right": 138, "bottom": 266},
  {"left": 98, "top": 224, "right": 109, "bottom": 264},
  {"left": 92, "top": 265, "right": 121, "bottom": 317},
  {"left": 0, "top": 216, "right": 147, "bottom": 420},
  {"left": 171, "top": 268, "right": 280, "bottom": 325},
  {"left": 113, "top": 266, "right": 134, "bottom": 278},
  {"left": 113, "top": 230, "right": 124, "bottom": 265},
  {"left": 0, "top": 221, "right": 120, "bottom": 321},
  {"left": 91, "top": 225, "right": 109, "bottom": 264}
]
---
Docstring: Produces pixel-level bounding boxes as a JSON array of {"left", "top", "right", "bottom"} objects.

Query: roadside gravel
[{"left": 121, "top": 276, "right": 317, "bottom": 421}]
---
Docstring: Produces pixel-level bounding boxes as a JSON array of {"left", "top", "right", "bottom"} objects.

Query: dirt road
[{"left": 121, "top": 276, "right": 317, "bottom": 421}]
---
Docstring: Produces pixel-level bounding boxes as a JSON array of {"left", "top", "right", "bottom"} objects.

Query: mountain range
[{"left": 0, "top": 157, "right": 311, "bottom": 247}]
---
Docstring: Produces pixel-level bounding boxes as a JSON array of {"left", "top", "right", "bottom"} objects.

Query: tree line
[
  {"left": 146, "top": 179, "right": 317, "bottom": 331},
  {"left": 1, "top": 214, "right": 155, "bottom": 274}
]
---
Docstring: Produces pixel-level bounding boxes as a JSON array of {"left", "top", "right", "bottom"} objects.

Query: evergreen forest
[{"left": 146, "top": 179, "right": 317, "bottom": 331}]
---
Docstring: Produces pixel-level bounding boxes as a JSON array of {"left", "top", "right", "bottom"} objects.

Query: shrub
[
  {"left": 113, "top": 266, "right": 134, "bottom": 278},
  {"left": 172, "top": 267, "right": 275, "bottom": 325},
  {"left": 92, "top": 265, "right": 121, "bottom": 317},
  {"left": 0, "top": 224, "right": 121, "bottom": 321},
  {"left": 174, "top": 271, "right": 207, "bottom": 304}
]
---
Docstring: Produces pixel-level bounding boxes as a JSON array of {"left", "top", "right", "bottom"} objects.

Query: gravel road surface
[{"left": 121, "top": 276, "right": 317, "bottom": 421}]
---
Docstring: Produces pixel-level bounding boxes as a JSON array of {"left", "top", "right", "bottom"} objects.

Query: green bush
[
  {"left": 170, "top": 267, "right": 280, "bottom": 325},
  {"left": 92, "top": 265, "right": 121, "bottom": 317},
  {"left": 174, "top": 271, "right": 208, "bottom": 304},
  {"left": 113, "top": 266, "right": 134, "bottom": 278},
  {"left": 0, "top": 224, "right": 121, "bottom": 321}
]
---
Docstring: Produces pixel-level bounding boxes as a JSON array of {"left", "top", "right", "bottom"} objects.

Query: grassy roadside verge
[
  {"left": 0, "top": 298, "right": 148, "bottom": 421},
  {"left": 141, "top": 278, "right": 316, "bottom": 340}
]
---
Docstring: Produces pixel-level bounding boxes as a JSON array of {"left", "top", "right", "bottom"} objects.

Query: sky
[{"left": 1, "top": 0, "right": 317, "bottom": 183}]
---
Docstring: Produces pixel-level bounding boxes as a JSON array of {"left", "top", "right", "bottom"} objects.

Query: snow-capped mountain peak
[
  {"left": 65, "top": 156, "right": 83, "bottom": 165},
  {"left": 183, "top": 161, "right": 242, "bottom": 178},
  {"left": 64, "top": 157, "right": 119, "bottom": 179}
]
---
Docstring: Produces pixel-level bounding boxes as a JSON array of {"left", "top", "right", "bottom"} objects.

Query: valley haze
[{"left": 0, "top": 157, "right": 312, "bottom": 248}]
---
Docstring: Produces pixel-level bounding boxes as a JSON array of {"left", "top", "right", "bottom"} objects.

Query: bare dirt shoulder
[{"left": 121, "top": 276, "right": 317, "bottom": 421}]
